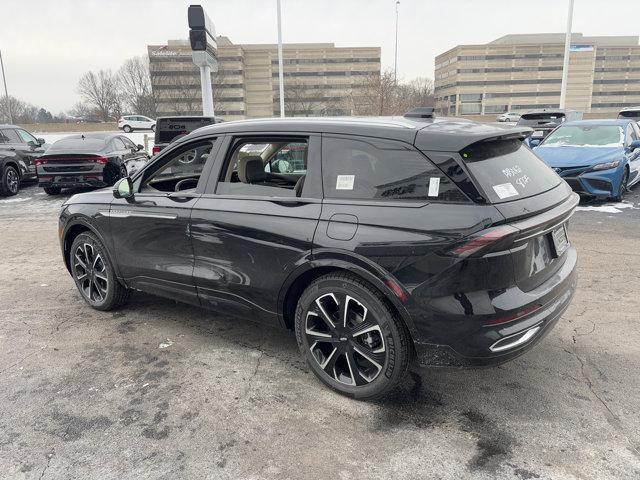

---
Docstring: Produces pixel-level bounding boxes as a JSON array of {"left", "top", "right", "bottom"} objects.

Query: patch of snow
[
  {"left": 0, "top": 197, "right": 32, "bottom": 203},
  {"left": 576, "top": 202, "right": 637, "bottom": 214},
  {"left": 159, "top": 339, "right": 173, "bottom": 349}
]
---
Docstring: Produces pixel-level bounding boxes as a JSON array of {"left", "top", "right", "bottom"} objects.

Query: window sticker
[
  {"left": 492, "top": 182, "right": 519, "bottom": 199},
  {"left": 428, "top": 177, "right": 440, "bottom": 197},
  {"left": 336, "top": 175, "right": 355, "bottom": 190}
]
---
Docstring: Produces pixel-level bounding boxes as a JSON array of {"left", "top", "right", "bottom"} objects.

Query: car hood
[
  {"left": 63, "top": 187, "right": 113, "bottom": 206},
  {"left": 533, "top": 145, "right": 623, "bottom": 167}
]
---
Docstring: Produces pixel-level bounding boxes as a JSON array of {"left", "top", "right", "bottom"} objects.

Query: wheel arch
[
  {"left": 62, "top": 218, "right": 121, "bottom": 279},
  {"left": 278, "top": 256, "right": 417, "bottom": 340}
]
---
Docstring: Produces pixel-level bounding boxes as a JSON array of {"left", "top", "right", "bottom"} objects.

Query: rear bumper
[
  {"left": 413, "top": 246, "right": 578, "bottom": 368},
  {"left": 37, "top": 164, "right": 107, "bottom": 189}
]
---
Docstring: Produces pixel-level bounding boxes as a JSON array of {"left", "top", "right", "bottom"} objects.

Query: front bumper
[{"left": 560, "top": 167, "right": 622, "bottom": 198}]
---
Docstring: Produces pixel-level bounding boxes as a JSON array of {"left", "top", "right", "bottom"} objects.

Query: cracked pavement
[{"left": 1, "top": 184, "right": 639, "bottom": 479}]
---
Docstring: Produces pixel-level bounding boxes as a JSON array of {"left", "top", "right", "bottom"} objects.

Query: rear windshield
[
  {"left": 48, "top": 137, "right": 105, "bottom": 152},
  {"left": 156, "top": 117, "right": 215, "bottom": 143},
  {"left": 541, "top": 125, "right": 623, "bottom": 147},
  {"left": 460, "top": 139, "right": 561, "bottom": 203},
  {"left": 618, "top": 110, "right": 640, "bottom": 120},
  {"left": 518, "top": 113, "right": 565, "bottom": 124}
]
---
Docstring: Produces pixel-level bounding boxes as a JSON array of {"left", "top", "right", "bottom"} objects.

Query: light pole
[
  {"left": 0, "top": 50, "right": 12, "bottom": 124},
  {"left": 394, "top": 1, "right": 400, "bottom": 84},
  {"left": 277, "top": 0, "right": 285, "bottom": 117},
  {"left": 559, "top": 0, "right": 574, "bottom": 109}
]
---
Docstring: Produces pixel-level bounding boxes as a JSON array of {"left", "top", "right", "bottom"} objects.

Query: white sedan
[{"left": 118, "top": 115, "right": 156, "bottom": 133}]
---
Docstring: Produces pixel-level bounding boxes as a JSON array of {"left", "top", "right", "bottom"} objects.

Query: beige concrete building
[
  {"left": 148, "top": 37, "right": 380, "bottom": 121},
  {"left": 434, "top": 33, "right": 640, "bottom": 117}
]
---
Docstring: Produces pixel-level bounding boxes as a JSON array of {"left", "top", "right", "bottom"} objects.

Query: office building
[
  {"left": 434, "top": 33, "right": 640, "bottom": 117},
  {"left": 148, "top": 37, "right": 381, "bottom": 120}
]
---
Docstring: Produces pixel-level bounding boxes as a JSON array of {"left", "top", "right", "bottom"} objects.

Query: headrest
[{"left": 238, "top": 156, "right": 265, "bottom": 183}]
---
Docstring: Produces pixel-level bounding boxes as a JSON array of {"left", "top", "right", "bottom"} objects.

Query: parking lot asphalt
[{"left": 1, "top": 184, "right": 639, "bottom": 480}]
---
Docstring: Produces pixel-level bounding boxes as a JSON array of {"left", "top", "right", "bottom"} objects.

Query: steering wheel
[{"left": 174, "top": 178, "right": 199, "bottom": 192}]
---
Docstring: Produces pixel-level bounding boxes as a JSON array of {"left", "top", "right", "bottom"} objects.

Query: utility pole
[
  {"left": 559, "top": 0, "right": 574, "bottom": 109},
  {"left": 277, "top": 0, "right": 285, "bottom": 117},
  {"left": 0, "top": 50, "right": 12, "bottom": 124},
  {"left": 394, "top": 1, "right": 400, "bottom": 84}
]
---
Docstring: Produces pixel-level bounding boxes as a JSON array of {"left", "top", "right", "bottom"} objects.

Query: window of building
[
  {"left": 322, "top": 136, "right": 467, "bottom": 202},
  {"left": 460, "top": 93, "right": 482, "bottom": 103},
  {"left": 461, "top": 103, "right": 482, "bottom": 114},
  {"left": 484, "top": 105, "right": 508, "bottom": 113},
  {"left": 216, "top": 138, "right": 308, "bottom": 197}
]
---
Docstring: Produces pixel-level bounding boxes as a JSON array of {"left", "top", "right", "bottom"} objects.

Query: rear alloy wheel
[
  {"left": 0, "top": 165, "right": 20, "bottom": 196},
  {"left": 295, "top": 273, "right": 411, "bottom": 399},
  {"left": 70, "top": 232, "right": 130, "bottom": 311},
  {"left": 612, "top": 168, "right": 629, "bottom": 202},
  {"left": 123, "top": 125, "right": 132, "bottom": 133},
  {"left": 44, "top": 186, "right": 62, "bottom": 195}
]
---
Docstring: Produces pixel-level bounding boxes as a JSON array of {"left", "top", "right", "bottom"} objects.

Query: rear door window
[
  {"left": 1, "top": 129, "right": 22, "bottom": 143},
  {"left": 460, "top": 139, "right": 561, "bottom": 203},
  {"left": 322, "top": 135, "right": 468, "bottom": 202}
]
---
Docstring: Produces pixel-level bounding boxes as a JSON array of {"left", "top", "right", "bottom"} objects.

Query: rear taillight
[
  {"left": 451, "top": 225, "right": 518, "bottom": 257},
  {"left": 94, "top": 156, "right": 108, "bottom": 164},
  {"left": 152, "top": 145, "right": 161, "bottom": 155},
  {"left": 485, "top": 304, "right": 541, "bottom": 326},
  {"left": 35, "top": 158, "right": 45, "bottom": 166}
]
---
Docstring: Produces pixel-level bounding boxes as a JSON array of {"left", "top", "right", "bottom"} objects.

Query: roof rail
[{"left": 404, "top": 107, "right": 435, "bottom": 119}]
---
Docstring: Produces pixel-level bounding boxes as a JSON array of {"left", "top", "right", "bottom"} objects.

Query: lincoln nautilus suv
[{"left": 58, "top": 110, "right": 578, "bottom": 399}]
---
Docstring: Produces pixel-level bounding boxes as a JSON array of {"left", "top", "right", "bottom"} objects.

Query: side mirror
[
  {"left": 137, "top": 144, "right": 144, "bottom": 151},
  {"left": 529, "top": 139, "right": 542, "bottom": 148},
  {"left": 37, "top": 138, "right": 45, "bottom": 146},
  {"left": 113, "top": 177, "right": 134, "bottom": 199},
  {"left": 628, "top": 139, "right": 640, "bottom": 151}
]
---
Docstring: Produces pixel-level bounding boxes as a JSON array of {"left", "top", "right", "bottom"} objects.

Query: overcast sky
[{"left": 1, "top": 0, "right": 638, "bottom": 112}]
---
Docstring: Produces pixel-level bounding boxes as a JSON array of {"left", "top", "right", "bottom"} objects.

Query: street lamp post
[
  {"left": 394, "top": 1, "right": 400, "bottom": 84},
  {"left": 0, "top": 50, "right": 12, "bottom": 124},
  {"left": 559, "top": 0, "right": 574, "bottom": 109},
  {"left": 277, "top": 0, "right": 285, "bottom": 117}
]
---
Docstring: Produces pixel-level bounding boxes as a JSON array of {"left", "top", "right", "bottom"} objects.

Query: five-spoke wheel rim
[
  {"left": 73, "top": 243, "right": 108, "bottom": 303},
  {"left": 6, "top": 169, "right": 18, "bottom": 194},
  {"left": 305, "top": 292, "right": 386, "bottom": 386}
]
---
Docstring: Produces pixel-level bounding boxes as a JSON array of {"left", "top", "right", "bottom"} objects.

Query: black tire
[
  {"left": 103, "top": 163, "right": 121, "bottom": 186},
  {"left": 0, "top": 165, "right": 20, "bottom": 196},
  {"left": 295, "top": 272, "right": 412, "bottom": 400},
  {"left": 123, "top": 125, "right": 132, "bottom": 133},
  {"left": 70, "top": 232, "right": 130, "bottom": 311},
  {"left": 611, "top": 168, "right": 629, "bottom": 202},
  {"left": 44, "top": 186, "right": 62, "bottom": 195}
]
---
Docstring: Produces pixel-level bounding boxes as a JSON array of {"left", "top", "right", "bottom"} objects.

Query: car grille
[
  {"left": 564, "top": 178, "right": 585, "bottom": 192},
  {"left": 554, "top": 166, "right": 590, "bottom": 176}
]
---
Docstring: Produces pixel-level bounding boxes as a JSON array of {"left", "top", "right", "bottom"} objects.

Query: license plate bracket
[{"left": 550, "top": 224, "right": 569, "bottom": 257}]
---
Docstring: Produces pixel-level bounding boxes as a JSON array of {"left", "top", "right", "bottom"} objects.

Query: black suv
[
  {"left": 0, "top": 124, "right": 47, "bottom": 196},
  {"left": 152, "top": 116, "right": 223, "bottom": 156},
  {"left": 59, "top": 115, "right": 578, "bottom": 399}
]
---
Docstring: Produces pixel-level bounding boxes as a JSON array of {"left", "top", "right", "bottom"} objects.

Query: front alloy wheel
[
  {"left": 70, "top": 232, "right": 130, "bottom": 310},
  {"left": 295, "top": 273, "right": 411, "bottom": 399}
]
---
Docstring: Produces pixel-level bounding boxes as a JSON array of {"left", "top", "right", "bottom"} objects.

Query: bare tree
[
  {"left": 280, "top": 80, "right": 331, "bottom": 117},
  {"left": 0, "top": 95, "right": 39, "bottom": 123},
  {"left": 77, "top": 69, "right": 121, "bottom": 121},
  {"left": 119, "top": 56, "right": 155, "bottom": 117},
  {"left": 350, "top": 70, "right": 435, "bottom": 116}
]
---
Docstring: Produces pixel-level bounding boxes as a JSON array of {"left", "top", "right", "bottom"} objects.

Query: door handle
[
  {"left": 167, "top": 191, "right": 199, "bottom": 200},
  {"left": 269, "top": 198, "right": 309, "bottom": 206}
]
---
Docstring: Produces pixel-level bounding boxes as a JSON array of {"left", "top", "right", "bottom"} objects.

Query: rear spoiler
[{"left": 414, "top": 121, "right": 533, "bottom": 152}]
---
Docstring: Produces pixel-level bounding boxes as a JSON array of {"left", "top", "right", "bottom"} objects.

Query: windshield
[
  {"left": 618, "top": 110, "right": 640, "bottom": 120},
  {"left": 541, "top": 125, "right": 623, "bottom": 147},
  {"left": 156, "top": 117, "right": 216, "bottom": 144}
]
